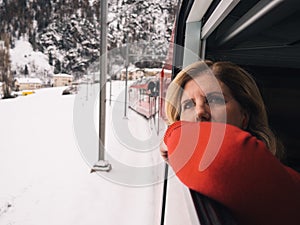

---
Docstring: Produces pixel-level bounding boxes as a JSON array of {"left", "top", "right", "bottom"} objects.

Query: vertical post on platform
[
  {"left": 160, "top": 163, "right": 169, "bottom": 225},
  {"left": 91, "top": 0, "right": 111, "bottom": 172},
  {"left": 109, "top": 54, "right": 112, "bottom": 106},
  {"left": 124, "top": 37, "right": 129, "bottom": 119},
  {"left": 99, "top": 0, "right": 107, "bottom": 161}
]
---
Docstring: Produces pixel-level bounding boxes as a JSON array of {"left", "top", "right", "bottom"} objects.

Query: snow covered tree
[
  {"left": 107, "top": 0, "right": 177, "bottom": 66},
  {"left": 0, "top": 33, "right": 12, "bottom": 98}
]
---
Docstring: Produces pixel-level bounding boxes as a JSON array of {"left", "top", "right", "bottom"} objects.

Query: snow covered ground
[{"left": 0, "top": 81, "right": 198, "bottom": 225}]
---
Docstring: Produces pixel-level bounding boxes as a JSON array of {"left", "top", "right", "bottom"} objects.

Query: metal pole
[
  {"left": 108, "top": 53, "right": 112, "bottom": 106},
  {"left": 109, "top": 76, "right": 112, "bottom": 106},
  {"left": 160, "top": 163, "right": 169, "bottom": 225},
  {"left": 109, "top": 79, "right": 112, "bottom": 106},
  {"left": 91, "top": 0, "right": 111, "bottom": 172},
  {"left": 124, "top": 41, "right": 129, "bottom": 118},
  {"left": 99, "top": 0, "right": 107, "bottom": 161}
]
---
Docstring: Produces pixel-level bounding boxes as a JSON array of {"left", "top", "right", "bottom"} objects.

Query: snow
[
  {"left": 0, "top": 81, "right": 198, "bottom": 225},
  {"left": 15, "top": 77, "right": 43, "bottom": 84},
  {"left": 89, "top": 0, "right": 96, "bottom": 6},
  {"left": 10, "top": 39, "right": 53, "bottom": 76},
  {"left": 52, "top": 74, "right": 73, "bottom": 78}
]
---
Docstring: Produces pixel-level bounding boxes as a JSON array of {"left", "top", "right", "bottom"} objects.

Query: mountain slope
[{"left": 0, "top": 0, "right": 177, "bottom": 78}]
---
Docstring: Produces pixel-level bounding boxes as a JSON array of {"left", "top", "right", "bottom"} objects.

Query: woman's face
[{"left": 180, "top": 74, "right": 248, "bottom": 129}]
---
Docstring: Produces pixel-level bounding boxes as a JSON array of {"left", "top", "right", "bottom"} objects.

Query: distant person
[{"left": 161, "top": 60, "right": 300, "bottom": 225}]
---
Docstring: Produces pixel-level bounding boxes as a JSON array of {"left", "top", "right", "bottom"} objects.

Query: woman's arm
[{"left": 164, "top": 121, "right": 300, "bottom": 225}]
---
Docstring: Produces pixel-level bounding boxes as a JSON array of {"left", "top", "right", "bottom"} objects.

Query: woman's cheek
[
  {"left": 210, "top": 106, "right": 227, "bottom": 123},
  {"left": 180, "top": 110, "right": 196, "bottom": 122}
]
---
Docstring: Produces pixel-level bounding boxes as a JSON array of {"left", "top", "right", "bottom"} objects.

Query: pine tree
[
  {"left": 49, "top": 52, "right": 53, "bottom": 66},
  {"left": 24, "top": 64, "right": 29, "bottom": 76},
  {"left": 29, "top": 30, "right": 37, "bottom": 51},
  {"left": 54, "top": 59, "right": 61, "bottom": 74}
]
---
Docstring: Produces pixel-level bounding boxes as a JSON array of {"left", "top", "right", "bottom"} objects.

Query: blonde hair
[{"left": 165, "top": 60, "right": 284, "bottom": 159}]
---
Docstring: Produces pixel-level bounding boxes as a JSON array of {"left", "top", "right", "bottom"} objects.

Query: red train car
[{"left": 128, "top": 77, "right": 159, "bottom": 119}]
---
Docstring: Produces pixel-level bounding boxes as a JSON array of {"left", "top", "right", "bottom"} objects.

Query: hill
[{"left": 0, "top": 0, "right": 177, "bottom": 79}]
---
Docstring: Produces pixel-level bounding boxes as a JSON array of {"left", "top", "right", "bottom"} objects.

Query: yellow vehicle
[{"left": 22, "top": 90, "right": 35, "bottom": 96}]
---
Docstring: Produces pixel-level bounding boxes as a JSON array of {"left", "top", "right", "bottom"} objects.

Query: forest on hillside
[{"left": 0, "top": 0, "right": 178, "bottom": 78}]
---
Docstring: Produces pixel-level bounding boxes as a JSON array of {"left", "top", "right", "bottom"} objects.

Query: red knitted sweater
[{"left": 164, "top": 121, "right": 300, "bottom": 225}]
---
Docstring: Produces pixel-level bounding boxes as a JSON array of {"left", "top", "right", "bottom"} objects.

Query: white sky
[{"left": 0, "top": 82, "right": 198, "bottom": 225}]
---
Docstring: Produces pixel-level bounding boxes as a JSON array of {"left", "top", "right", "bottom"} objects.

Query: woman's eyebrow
[
  {"left": 206, "top": 91, "right": 227, "bottom": 98},
  {"left": 206, "top": 91, "right": 223, "bottom": 95},
  {"left": 180, "top": 98, "right": 193, "bottom": 105}
]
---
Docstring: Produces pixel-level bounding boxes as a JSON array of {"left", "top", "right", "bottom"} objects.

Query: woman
[{"left": 161, "top": 60, "right": 300, "bottom": 225}]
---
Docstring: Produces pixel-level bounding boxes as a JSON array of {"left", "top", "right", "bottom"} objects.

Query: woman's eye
[
  {"left": 207, "top": 95, "right": 225, "bottom": 105},
  {"left": 182, "top": 100, "right": 195, "bottom": 110}
]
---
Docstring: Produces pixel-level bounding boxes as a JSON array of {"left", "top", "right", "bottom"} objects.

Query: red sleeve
[{"left": 164, "top": 121, "right": 300, "bottom": 225}]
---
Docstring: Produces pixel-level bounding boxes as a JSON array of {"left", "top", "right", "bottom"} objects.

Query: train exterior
[{"left": 128, "top": 77, "right": 160, "bottom": 119}]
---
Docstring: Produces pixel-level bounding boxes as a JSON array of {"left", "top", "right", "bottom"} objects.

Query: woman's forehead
[{"left": 183, "top": 74, "right": 226, "bottom": 95}]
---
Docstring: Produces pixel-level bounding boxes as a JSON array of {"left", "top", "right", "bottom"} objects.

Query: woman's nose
[{"left": 195, "top": 101, "right": 210, "bottom": 122}]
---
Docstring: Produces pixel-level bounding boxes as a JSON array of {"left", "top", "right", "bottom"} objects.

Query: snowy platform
[{"left": 0, "top": 82, "right": 198, "bottom": 225}]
